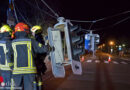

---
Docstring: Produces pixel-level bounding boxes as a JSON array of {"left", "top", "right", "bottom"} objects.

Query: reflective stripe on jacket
[
  {"left": 12, "top": 32, "right": 48, "bottom": 74},
  {"left": 0, "top": 33, "right": 13, "bottom": 71},
  {"left": 12, "top": 39, "right": 36, "bottom": 74}
]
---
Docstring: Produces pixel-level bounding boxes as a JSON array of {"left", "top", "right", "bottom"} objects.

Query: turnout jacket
[
  {"left": 35, "top": 33, "right": 45, "bottom": 45},
  {"left": 34, "top": 33, "right": 47, "bottom": 75},
  {"left": 0, "top": 32, "right": 13, "bottom": 71},
  {"left": 12, "top": 32, "right": 48, "bottom": 74}
]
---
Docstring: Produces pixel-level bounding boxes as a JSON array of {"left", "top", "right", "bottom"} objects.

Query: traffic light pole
[
  {"left": 89, "top": 30, "right": 95, "bottom": 58},
  {"left": 85, "top": 30, "right": 100, "bottom": 58},
  {"left": 92, "top": 36, "right": 95, "bottom": 58}
]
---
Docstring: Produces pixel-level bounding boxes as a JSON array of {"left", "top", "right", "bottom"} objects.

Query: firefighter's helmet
[
  {"left": 15, "top": 22, "right": 29, "bottom": 33},
  {"left": 31, "top": 25, "right": 42, "bottom": 34},
  {"left": 0, "top": 25, "right": 12, "bottom": 34}
]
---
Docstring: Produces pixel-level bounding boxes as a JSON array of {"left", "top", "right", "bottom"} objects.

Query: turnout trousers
[
  {"left": 0, "top": 70, "right": 12, "bottom": 90},
  {"left": 12, "top": 74, "right": 37, "bottom": 90}
]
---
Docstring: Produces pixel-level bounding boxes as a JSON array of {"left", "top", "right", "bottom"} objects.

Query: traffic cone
[
  {"left": 81, "top": 56, "right": 85, "bottom": 62},
  {"left": 108, "top": 57, "right": 111, "bottom": 62}
]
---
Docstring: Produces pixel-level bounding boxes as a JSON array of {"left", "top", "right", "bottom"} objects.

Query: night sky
[
  {"left": 0, "top": 0, "right": 130, "bottom": 44},
  {"left": 57, "top": 0, "right": 130, "bottom": 44}
]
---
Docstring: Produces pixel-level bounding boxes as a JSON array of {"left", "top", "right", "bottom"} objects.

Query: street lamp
[
  {"left": 122, "top": 44, "right": 125, "bottom": 47},
  {"left": 109, "top": 41, "right": 115, "bottom": 54},
  {"left": 119, "top": 45, "right": 122, "bottom": 51},
  {"left": 109, "top": 41, "right": 114, "bottom": 46},
  {"left": 103, "top": 44, "right": 105, "bottom": 47}
]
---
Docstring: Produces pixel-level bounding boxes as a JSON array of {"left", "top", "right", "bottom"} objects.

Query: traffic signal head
[
  {"left": 65, "top": 22, "right": 84, "bottom": 75},
  {"left": 68, "top": 25, "right": 85, "bottom": 59},
  {"left": 95, "top": 34, "right": 100, "bottom": 44}
]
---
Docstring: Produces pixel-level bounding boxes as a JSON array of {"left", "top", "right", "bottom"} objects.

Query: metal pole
[
  {"left": 92, "top": 36, "right": 95, "bottom": 58},
  {"left": 90, "top": 31, "right": 92, "bottom": 51},
  {"left": 89, "top": 30, "right": 95, "bottom": 58}
]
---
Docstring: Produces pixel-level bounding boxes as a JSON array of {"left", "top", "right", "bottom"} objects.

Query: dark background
[
  {"left": 58, "top": 0, "right": 130, "bottom": 44},
  {"left": 0, "top": 0, "right": 130, "bottom": 44}
]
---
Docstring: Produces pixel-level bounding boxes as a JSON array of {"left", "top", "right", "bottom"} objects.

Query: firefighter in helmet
[
  {"left": 31, "top": 25, "right": 48, "bottom": 89},
  {"left": 31, "top": 25, "right": 45, "bottom": 44},
  {"left": 0, "top": 24, "right": 13, "bottom": 89},
  {"left": 12, "top": 22, "right": 48, "bottom": 90}
]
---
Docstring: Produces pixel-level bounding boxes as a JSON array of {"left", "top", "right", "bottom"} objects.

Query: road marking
[
  {"left": 121, "top": 58, "right": 129, "bottom": 61},
  {"left": 112, "top": 61, "right": 119, "bottom": 64},
  {"left": 104, "top": 60, "right": 109, "bottom": 64},
  {"left": 120, "top": 61, "right": 128, "bottom": 64},
  {"left": 95, "top": 60, "right": 100, "bottom": 63},
  {"left": 86, "top": 60, "right": 92, "bottom": 63}
]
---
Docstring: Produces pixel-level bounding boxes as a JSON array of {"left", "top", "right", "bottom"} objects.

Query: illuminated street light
[
  {"left": 111, "top": 48, "right": 113, "bottom": 53},
  {"left": 119, "top": 45, "right": 122, "bottom": 48},
  {"left": 119, "top": 45, "right": 122, "bottom": 51},
  {"left": 122, "top": 44, "right": 125, "bottom": 47},
  {"left": 109, "top": 41, "right": 114, "bottom": 46},
  {"left": 103, "top": 44, "right": 105, "bottom": 47}
]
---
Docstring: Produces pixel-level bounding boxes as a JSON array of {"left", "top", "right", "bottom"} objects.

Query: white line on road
[
  {"left": 112, "top": 61, "right": 119, "bottom": 64},
  {"left": 120, "top": 61, "right": 128, "bottom": 64},
  {"left": 104, "top": 60, "right": 109, "bottom": 64},
  {"left": 86, "top": 60, "right": 92, "bottom": 63},
  {"left": 95, "top": 60, "right": 100, "bottom": 63},
  {"left": 121, "top": 58, "right": 129, "bottom": 61}
]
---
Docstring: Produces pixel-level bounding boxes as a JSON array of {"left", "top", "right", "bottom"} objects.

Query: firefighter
[
  {"left": 0, "top": 24, "right": 13, "bottom": 89},
  {"left": 31, "top": 25, "right": 45, "bottom": 44},
  {"left": 31, "top": 25, "right": 47, "bottom": 89},
  {"left": 0, "top": 27, "right": 2, "bottom": 38},
  {"left": 0, "top": 27, "right": 2, "bottom": 86},
  {"left": 0, "top": 27, "right": 3, "bottom": 86},
  {"left": 12, "top": 22, "right": 48, "bottom": 90}
]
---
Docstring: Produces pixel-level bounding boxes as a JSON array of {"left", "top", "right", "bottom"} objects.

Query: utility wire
[
  {"left": 14, "top": 2, "right": 32, "bottom": 27},
  {"left": 114, "top": 17, "right": 130, "bottom": 26},
  {"left": 96, "top": 11, "right": 130, "bottom": 22},
  {"left": 89, "top": 22, "right": 95, "bottom": 30},
  {"left": 12, "top": 0, "right": 19, "bottom": 23},
  {"left": 70, "top": 11, "right": 130, "bottom": 23},
  {"left": 34, "top": 0, "right": 46, "bottom": 23},
  {"left": 23, "top": 0, "right": 57, "bottom": 19},
  {"left": 95, "top": 17, "right": 130, "bottom": 31},
  {"left": 70, "top": 19, "right": 103, "bottom": 23},
  {"left": 40, "top": 0, "right": 59, "bottom": 18}
]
